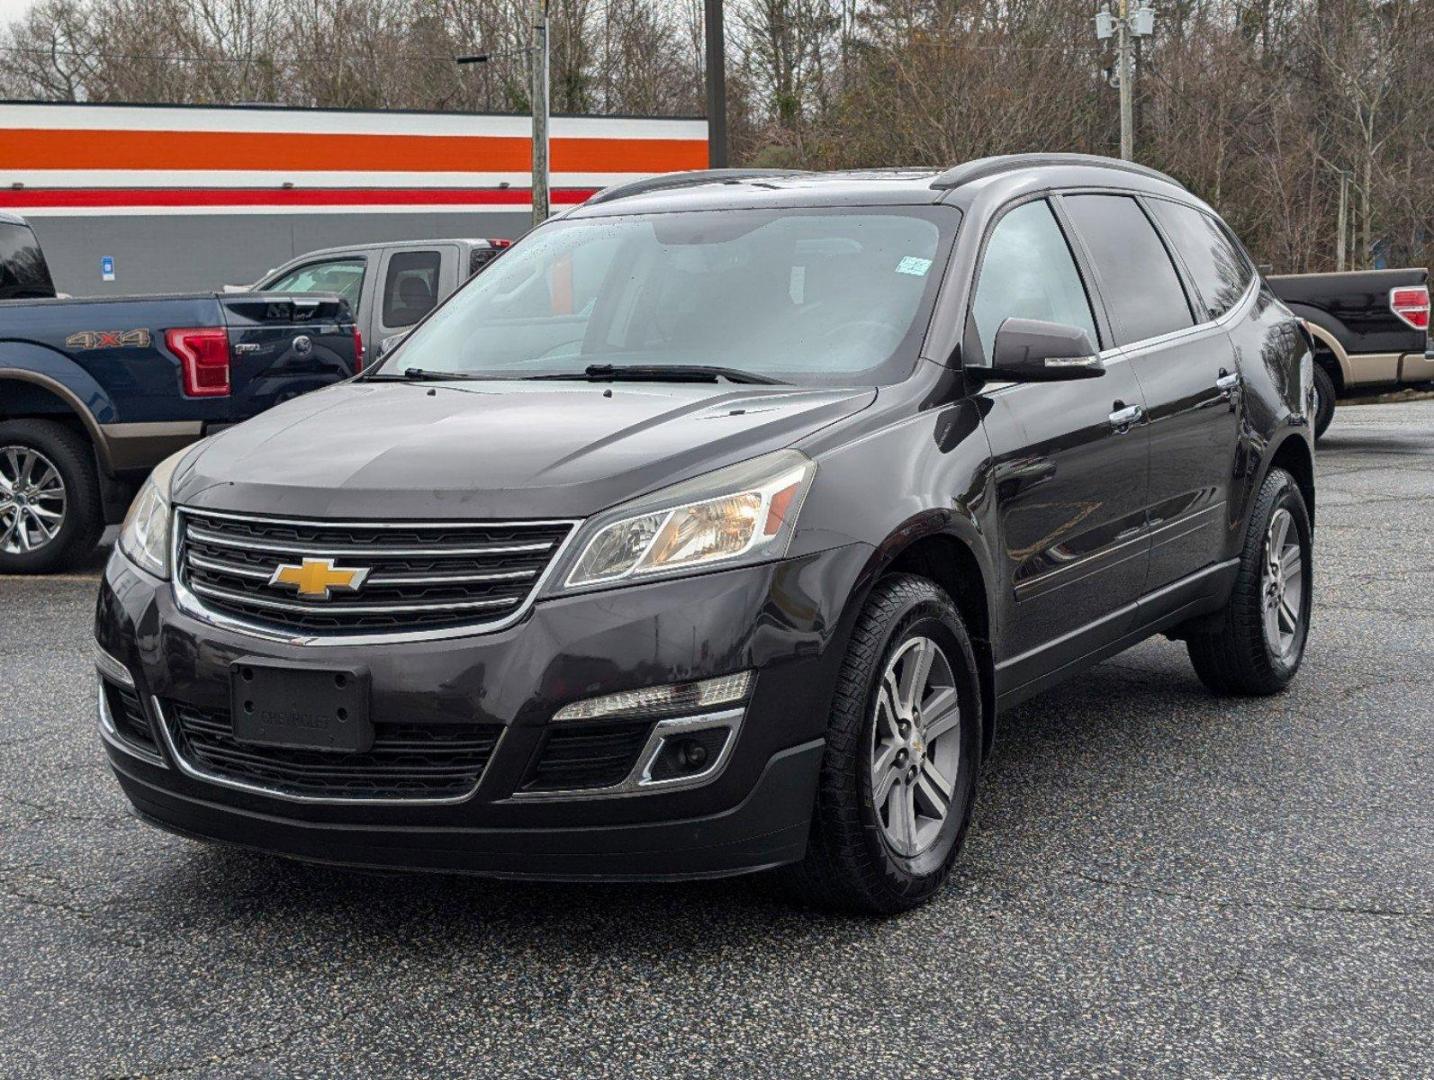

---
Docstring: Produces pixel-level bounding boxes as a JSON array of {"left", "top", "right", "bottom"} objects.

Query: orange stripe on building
[{"left": 1, "top": 129, "right": 708, "bottom": 174}]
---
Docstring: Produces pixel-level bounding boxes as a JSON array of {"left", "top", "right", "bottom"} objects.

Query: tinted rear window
[
  {"left": 1062, "top": 194, "right": 1194, "bottom": 345},
  {"left": 1146, "top": 199, "right": 1254, "bottom": 320},
  {"left": 383, "top": 250, "right": 442, "bottom": 328},
  {"left": 0, "top": 222, "right": 56, "bottom": 300}
]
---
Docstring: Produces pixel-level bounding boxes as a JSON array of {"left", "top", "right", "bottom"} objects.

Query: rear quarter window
[{"left": 1146, "top": 200, "right": 1254, "bottom": 320}]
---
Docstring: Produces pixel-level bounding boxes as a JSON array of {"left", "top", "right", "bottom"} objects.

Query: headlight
[
  {"left": 117, "top": 448, "right": 188, "bottom": 578},
  {"left": 558, "top": 449, "right": 815, "bottom": 591}
]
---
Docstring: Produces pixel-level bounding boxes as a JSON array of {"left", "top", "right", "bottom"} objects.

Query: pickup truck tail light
[
  {"left": 1389, "top": 285, "right": 1430, "bottom": 331},
  {"left": 354, "top": 329, "right": 365, "bottom": 372},
  {"left": 166, "top": 327, "right": 231, "bottom": 397}
]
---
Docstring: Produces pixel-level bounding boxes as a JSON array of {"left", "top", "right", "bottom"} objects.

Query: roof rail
[
  {"left": 583, "top": 169, "right": 809, "bottom": 207},
  {"left": 930, "top": 153, "right": 1179, "bottom": 191}
]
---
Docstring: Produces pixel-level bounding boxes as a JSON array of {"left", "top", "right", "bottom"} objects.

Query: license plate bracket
[{"left": 230, "top": 659, "right": 372, "bottom": 753}]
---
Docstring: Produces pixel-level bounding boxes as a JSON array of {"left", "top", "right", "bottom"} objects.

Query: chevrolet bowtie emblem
[{"left": 268, "top": 558, "right": 370, "bottom": 600}]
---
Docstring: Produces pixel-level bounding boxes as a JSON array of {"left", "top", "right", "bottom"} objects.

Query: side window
[
  {"left": 1146, "top": 200, "right": 1254, "bottom": 320},
  {"left": 972, "top": 199, "right": 1098, "bottom": 358},
  {"left": 382, "top": 250, "right": 442, "bottom": 328},
  {"left": 0, "top": 222, "right": 55, "bottom": 299},
  {"left": 264, "top": 258, "right": 365, "bottom": 311},
  {"left": 1061, "top": 194, "right": 1194, "bottom": 345}
]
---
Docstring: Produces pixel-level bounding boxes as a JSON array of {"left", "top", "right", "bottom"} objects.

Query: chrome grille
[{"left": 176, "top": 509, "right": 575, "bottom": 637}]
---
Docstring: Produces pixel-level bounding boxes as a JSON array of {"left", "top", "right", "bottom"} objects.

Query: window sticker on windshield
[{"left": 896, "top": 256, "right": 932, "bottom": 277}]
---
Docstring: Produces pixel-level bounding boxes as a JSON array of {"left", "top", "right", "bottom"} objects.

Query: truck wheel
[
  {"left": 0, "top": 419, "right": 104, "bottom": 574},
  {"left": 1312, "top": 363, "right": 1336, "bottom": 441},
  {"left": 782, "top": 574, "right": 982, "bottom": 915},
  {"left": 1186, "top": 467, "right": 1312, "bottom": 696}
]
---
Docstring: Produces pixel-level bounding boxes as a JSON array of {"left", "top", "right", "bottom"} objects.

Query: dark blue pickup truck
[{"left": 0, "top": 213, "right": 361, "bottom": 572}]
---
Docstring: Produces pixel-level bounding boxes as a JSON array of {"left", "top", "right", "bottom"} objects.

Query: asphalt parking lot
[{"left": 1, "top": 402, "right": 1431, "bottom": 1079}]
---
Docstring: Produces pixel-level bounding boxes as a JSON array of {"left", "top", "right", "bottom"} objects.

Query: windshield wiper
[
  {"left": 531, "top": 363, "right": 786, "bottom": 385},
  {"left": 364, "top": 367, "right": 492, "bottom": 382}
]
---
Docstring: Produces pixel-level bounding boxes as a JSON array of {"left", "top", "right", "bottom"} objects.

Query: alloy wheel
[
  {"left": 868, "top": 635, "right": 962, "bottom": 858},
  {"left": 0, "top": 445, "right": 68, "bottom": 555},
  {"left": 1261, "top": 506, "right": 1304, "bottom": 659}
]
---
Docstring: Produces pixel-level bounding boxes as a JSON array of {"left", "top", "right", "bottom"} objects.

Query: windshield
[
  {"left": 263, "top": 258, "right": 365, "bottom": 310},
  {"left": 374, "top": 207, "right": 954, "bottom": 385}
]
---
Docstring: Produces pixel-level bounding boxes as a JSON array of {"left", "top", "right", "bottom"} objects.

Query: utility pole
[
  {"left": 1117, "top": 0, "right": 1133, "bottom": 161},
  {"left": 704, "top": 0, "right": 728, "bottom": 167},
  {"left": 530, "top": 0, "right": 551, "bottom": 226},
  {"left": 456, "top": 36, "right": 548, "bottom": 228},
  {"left": 1335, "top": 170, "right": 1349, "bottom": 272},
  {"left": 1096, "top": 2, "right": 1154, "bottom": 161}
]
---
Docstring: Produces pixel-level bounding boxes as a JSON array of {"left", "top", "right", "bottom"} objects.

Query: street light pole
[
  {"left": 704, "top": 0, "right": 727, "bottom": 168},
  {"left": 530, "top": 0, "right": 550, "bottom": 226}
]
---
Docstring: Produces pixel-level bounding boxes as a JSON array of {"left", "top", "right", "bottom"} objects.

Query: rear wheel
[
  {"left": 0, "top": 420, "right": 104, "bottom": 574},
  {"left": 783, "top": 574, "right": 982, "bottom": 915},
  {"left": 1312, "top": 362, "right": 1336, "bottom": 440},
  {"left": 1186, "top": 467, "right": 1312, "bottom": 695}
]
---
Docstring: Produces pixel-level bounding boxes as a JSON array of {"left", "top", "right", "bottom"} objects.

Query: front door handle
[
  {"left": 1216, "top": 369, "right": 1241, "bottom": 394},
  {"left": 1108, "top": 402, "right": 1144, "bottom": 431}
]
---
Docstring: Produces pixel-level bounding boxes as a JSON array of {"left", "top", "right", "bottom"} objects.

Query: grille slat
[
  {"left": 165, "top": 701, "right": 502, "bottom": 800},
  {"left": 178, "top": 510, "right": 574, "bottom": 636},
  {"left": 522, "top": 720, "right": 653, "bottom": 792},
  {"left": 105, "top": 682, "right": 159, "bottom": 754}
]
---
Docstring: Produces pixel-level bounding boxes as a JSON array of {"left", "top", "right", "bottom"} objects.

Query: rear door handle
[
  {"left": 1216, "top": 369, "right": 1240, "bottom": 393},
  {"left": 1108, "top": 403, "right": 1144, "bottom": 430}
]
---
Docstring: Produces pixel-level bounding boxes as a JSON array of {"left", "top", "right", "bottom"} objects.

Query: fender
[
  {"left": 1292, "top": 312, "right": 1352, "bottom": 389},
  {"left": 0, "top": 347, "right": 118, "bottom": 472}
]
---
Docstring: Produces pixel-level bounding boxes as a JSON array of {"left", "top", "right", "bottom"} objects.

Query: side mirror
[{"left": 987, "top": 318, "right": 1104, "bottom": 381}]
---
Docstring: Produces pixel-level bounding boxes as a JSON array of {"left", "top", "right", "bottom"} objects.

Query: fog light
[{"left": 553, "top": 671, "right": 753, "bottom": 721}]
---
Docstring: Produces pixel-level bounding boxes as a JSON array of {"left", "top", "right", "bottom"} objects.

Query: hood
[{"left": 174, "top": 379, "right": 876, "bottom": 519}]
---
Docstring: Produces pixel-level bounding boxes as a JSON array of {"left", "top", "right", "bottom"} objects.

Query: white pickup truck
[{"left": 240, "top": 237, "right": 509, "bottom": 362}]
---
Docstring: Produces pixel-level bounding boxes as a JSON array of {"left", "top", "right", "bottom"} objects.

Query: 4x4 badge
[{"left": 268, "top": 558, "right": 370, "bottom": 600}]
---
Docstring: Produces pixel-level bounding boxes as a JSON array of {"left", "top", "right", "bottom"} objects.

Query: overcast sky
[{"left": 0, "top": 0, "right": 32, "bottom": 28}]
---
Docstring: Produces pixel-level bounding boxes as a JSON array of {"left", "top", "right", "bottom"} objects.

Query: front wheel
[
  {"left": 783, "top": 574, "right": 982, "bottom": 915},
  {"left": 1186, "top": 467, "right": 1312, "bottom": 695}
]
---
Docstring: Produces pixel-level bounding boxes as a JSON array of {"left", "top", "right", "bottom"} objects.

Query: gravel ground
[{"left": 1, "top": 403, "right": 1431, "bottom": 1079}]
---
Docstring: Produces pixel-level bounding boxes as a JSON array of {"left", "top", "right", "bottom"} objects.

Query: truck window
[
  {"left": 1062, "top": 194, "right": 1195, "bottom": 345},
  {"left": 265, "top": 258, "right": 365, "bottom": 310},
  {"left": 1146, "top": 199, "right": 1254, "bottom": 321},
  {"left": 972, "top": 199, "right": 1098, "bottom": 358},
  {"left": 0, "top": 221, "right": 56, "bottom": 300},
  {"left": 382, "top": 251, "right": 442, "bottom": 328}
]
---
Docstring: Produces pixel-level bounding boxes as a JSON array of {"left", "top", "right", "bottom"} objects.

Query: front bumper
[{"left": 95, "top": 542, "right": 872, "bottom": 880}]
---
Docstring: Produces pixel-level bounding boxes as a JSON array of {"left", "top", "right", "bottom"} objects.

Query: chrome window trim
[
  {"left": 151, "top": 696, "right": 506, "bottom": 806},
  {"left": 510, "top": 708, "right": 745, "bottom": 801},
  {"left": 96, "top": 677, "right": 168, "bottom": 769},
  {"left": 170, "top": 507, "right": 583, "bottom": 646},
  {"left": 978, "top": 275, "right": 1257, "bottom": 394}
]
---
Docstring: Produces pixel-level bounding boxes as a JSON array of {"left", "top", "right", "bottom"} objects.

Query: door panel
[
  {"left": 981, "top": 360, "right": 1151, "bottom": 674},
  {"left": 1123, "top": 327, "right": 1242, "bottom": 588}
]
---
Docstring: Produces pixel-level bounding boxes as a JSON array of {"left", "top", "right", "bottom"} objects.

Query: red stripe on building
[{"left": 0, "top": 187, "right": 600, "bottom": 209}]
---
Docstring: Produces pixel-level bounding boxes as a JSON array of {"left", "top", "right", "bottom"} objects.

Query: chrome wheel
[
  {"left": 869, "top": 635, "right": 962, "bottom": 858},
  {"left": 0, "top": 445, "right": 67, "bottom": 555},
  {"left": 1261, "top": 507, "right": 1303, "bottom": 659}
]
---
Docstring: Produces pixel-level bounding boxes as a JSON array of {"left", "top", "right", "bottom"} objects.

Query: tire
[
  {"left": 782, "top": 574, "right": 983, "bottom": 915},
  {"left": 0, "top": 419, "right": 104, "bottom": 574},
  {"left": 1186, "top": 467, "right": 1312, "bottom": 696},
  {"left": 1312, "top": 362, "right": 1336, "bottom": 441}
]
